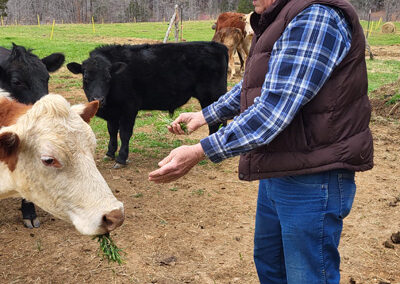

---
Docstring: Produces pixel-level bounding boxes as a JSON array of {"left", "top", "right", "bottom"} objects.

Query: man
[{"left": 149, "top": 0, "right": 373, "bottom": 283}]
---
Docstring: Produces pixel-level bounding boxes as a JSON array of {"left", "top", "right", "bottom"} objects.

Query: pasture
[{"left": 0, "top": 20, "right": 400, "bottom": 283}]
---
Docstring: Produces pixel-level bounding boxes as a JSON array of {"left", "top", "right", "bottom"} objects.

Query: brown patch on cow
[
  {"left": 213, "top": 12, "right": 246, "bottom": 33},
  {"left": 0, "top": 98, "right": 31, "bottom": 127},
  {"left": 0, "top": 132, "right": 20, "bottom": 172},
  {"left": 80, "top": 100, "right": 99, "bottom": 123}
]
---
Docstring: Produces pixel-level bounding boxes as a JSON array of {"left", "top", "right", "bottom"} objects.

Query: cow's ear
[
  {"left": 0, "top": 132, "right": 20, "bottom": 172},
  {"left": 67, "top": 62, "right": 83, "bottom": 74},
  {"left": 0, "top": 65, "right": 4, "bottom": 79},
  {"left": 72, "top": 101, "right": 99, "bottom": 124},
  {"left": 110, "top": 62, "right": 127, "bottom": 75},
  {"left": 42, "top": 53, "right": 65, "bottom": 72}
]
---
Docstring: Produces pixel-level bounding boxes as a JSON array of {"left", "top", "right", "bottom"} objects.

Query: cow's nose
[
  {"left": 102, "top": 209, "right": 124, "bottom": 232},
  {"left": 93, "top": 97, "right": 105, "bottom": 106}
]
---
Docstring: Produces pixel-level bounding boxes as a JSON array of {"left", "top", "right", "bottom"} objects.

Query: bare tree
[{"left": 4, "top": 0, "right": 246, "bottom": 24}]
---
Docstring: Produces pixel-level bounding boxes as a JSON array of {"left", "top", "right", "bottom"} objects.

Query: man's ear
[
  {"left": 110, "top": 62, "right": 127, "bottom": 75},
  {"left": 71, "top": 100, "right": 99, "bottom": 124},
  {"left": 67, "top": 62, "right": 83, "bottom": 74},
  {"left": 0, "top": 132, "right": 20, "bottom": 172}
]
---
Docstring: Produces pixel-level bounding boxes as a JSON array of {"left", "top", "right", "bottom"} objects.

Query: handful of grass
[
  {"left": 161, "top": 116, "right": 189, "bottom": 134},
  {"left": 93, "top": 233, "right": 125, "bottom": 265}
]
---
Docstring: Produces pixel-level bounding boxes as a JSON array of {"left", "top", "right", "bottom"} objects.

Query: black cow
[
  {"left": 0, "top": 43, "right": 65, "bottom": 228},
  {"left": 67, "top": 42, "right": 228, "bottom": 168}
]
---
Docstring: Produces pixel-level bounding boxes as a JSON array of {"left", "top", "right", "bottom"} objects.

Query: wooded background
[{"left": 0, "top": 0, "right": 399, "bottom": 24}]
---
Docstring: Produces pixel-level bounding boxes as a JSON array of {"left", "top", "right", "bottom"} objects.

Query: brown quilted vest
[{"left": 238, "top": 0, "right": 374, "bottom": 181}]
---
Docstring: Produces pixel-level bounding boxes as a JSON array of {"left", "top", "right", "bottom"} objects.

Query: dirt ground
[{"left": 0, "top": 41, "right": 399, "bottom": 284}]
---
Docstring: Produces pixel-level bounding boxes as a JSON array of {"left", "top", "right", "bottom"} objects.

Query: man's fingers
[
  {"left": 171, "top": 122, "right": 185, "bottom": 135},
  {"left": 148, "top": 163, "right": 180, "bottom": 183},
  {"left": 149, "top": 163, "right": 173, "bottom": 179},
  {"left": 150, "top": 173, "right": 180, "bottom": 184},
  {"left": 158, "top": 154, "right": 173, "bottom": 167}
]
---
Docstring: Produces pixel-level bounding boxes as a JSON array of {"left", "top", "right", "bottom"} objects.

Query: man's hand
[
  {"left": 168, "top": 111, "right": 207, "bottom": 135},
  {"left": 148, "top": 143, "right": 205, "bottom": 183}
]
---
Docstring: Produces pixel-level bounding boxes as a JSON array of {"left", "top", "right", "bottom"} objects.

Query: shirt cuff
[{"left": 200, "top": 133, "right": 226, "bottom": 163}]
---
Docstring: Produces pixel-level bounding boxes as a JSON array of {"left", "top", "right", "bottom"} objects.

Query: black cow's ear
[
  {"left": 67, "top": 62, "right": 83, "bottom": 74},
  {"left": 110, "top": 62, "right": 127, "bottom": 75},
  {"left": 0, "top": 132, "right": 20, "bottom": 172},
  {"left": 0, "top": 65, "right": 4, "bottom": 79},
  {"left": 42, "top": 53, "right": 65, "bottom": 72}
]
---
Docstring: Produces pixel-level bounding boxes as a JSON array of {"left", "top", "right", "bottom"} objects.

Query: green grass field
[
  {"left": 0, "top": 21, "right": 216, "bottom": 62},
  {"left": 1, "top": 20, "right": 399, "bottom": 158}
]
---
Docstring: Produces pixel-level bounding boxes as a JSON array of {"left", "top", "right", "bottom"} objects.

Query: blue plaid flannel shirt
[{"left": 200, "top": 4, "right": 352, "bottom": 163}]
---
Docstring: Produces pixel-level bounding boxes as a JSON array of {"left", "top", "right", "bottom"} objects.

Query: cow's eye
[
  {"left": 11, "top": 79, "right": 23, "bottom": 87},
  {"left": 41, "top": 156, "right": 62, "bottom": 168}
]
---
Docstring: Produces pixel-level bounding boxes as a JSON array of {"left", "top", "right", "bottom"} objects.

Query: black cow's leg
[
  {"left": 21, "top": 199, "right": 40, "bottom": 228},
  {"left": 105, "top": 119, "right": 119, "bottom": 160},
  {"left": 199, "top": 98, "right": 227, "bottom": 134},
  {"left": 114, "top": 113, "right": 136, "bottom": 168}
]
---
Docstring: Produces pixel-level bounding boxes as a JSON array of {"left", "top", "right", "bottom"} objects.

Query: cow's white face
[
  {"left": 244, "top": 12, "right": 254, "bottom": 36},
  {"left": 0, "top": 94, "right": 124, "bottom": 235}
]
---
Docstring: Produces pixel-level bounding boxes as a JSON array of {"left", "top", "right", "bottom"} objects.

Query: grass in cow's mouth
[{"left": 93, "top": 233, "right": 125, "bottom": 265}]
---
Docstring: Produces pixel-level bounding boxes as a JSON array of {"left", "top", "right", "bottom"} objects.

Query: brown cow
[
  {"left": 212, "top": 27, "right": 245, "bottom": 79},
  {"left": 212, "top": 12, "right": 254, "bottom": 78}
]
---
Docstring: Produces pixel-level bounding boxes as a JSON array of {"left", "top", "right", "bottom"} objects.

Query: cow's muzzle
[
  {"left": 92, "top": 97, "right": 105, "bottom": 107},
  {"left": 102, "top": 209, "right": 124, "bottom": 232}
]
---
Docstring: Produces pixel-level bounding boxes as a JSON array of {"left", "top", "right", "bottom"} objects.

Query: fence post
[
  {"left": 174, "top": 4, "right": 179, "bottom": 42},
  {"left": 163, "top": 4, "right": 179, "bottom": 43},
  {"left": 180, "top": 5, "right": 183, "bottom": 41},
  {"left": 366, "top": 9, "right": 371, "bottom": 38},
  {"left": 92, "top": 16, "right": 96, "bottom": 33},
  {"left": 50, "top": 19, "right": 55, "bottom": 40}
]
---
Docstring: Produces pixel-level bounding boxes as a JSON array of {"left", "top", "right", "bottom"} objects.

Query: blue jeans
[{"left": 254, "top": 169, "right": 356, "bottom": 284}]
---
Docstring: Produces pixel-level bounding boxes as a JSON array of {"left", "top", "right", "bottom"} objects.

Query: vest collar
[{"left": 251, "top": 0, "right": 291, "bottom": 38}]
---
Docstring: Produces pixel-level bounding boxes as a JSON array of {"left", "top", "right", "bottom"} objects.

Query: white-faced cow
[
  {"left": 67, "top": 42, "right": 228, "bottom": 168},
  {"left": 0, "top": 93, "right": 124, "bottom": 235},
  {"left": 0, "top": 43, "right": 65, "bottom": 229}
]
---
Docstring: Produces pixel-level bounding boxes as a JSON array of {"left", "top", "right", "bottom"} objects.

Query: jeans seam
[
  {"left": 319, "top": 183, "right": 328, "bottom": 284},
  {"left": 338, "top": 173, "right": 344, "bottom": 219}
]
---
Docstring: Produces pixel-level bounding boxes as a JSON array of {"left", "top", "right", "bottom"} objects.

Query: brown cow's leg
[{"left": 228, "top": 47, "right": 236, "bottom": 79}]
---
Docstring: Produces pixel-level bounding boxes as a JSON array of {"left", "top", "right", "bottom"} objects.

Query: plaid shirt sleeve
[
  {"left": 202, "top": 80, "right": 243, "bottom": 125},
  {"left": 200, "top": 4, "right": 352, "bottom": 163}
]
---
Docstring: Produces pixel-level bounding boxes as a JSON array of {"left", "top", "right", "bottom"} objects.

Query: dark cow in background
[
  {"left": 67, "top": 42, "right": 228, "bottom": 168},
  {"left": 0, "top": 43, "right": 65, "bottom": 104},
  {"left": 212, "top": 12, "right": 254, "bottom": 77},
  {"left": 0, "top": 43, "right": 65, "bottom": 228}
]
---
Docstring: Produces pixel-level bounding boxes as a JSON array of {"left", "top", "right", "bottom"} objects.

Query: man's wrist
[{"left": 193, "top": 143, "right": 206, "bottom": 162}]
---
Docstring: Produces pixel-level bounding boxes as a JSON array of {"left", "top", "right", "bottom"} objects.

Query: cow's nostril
[{"left": 102, "top": 209, "right": 124, "bottom": 232}]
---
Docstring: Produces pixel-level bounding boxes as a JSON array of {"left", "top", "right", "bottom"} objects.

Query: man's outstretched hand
[{"left": 148, "top": 143, "right": 205, "bottom": 183}]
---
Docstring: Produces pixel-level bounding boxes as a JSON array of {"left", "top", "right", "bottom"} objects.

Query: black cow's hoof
[
  {"left": 112, "top": 163, "right": 127, "bottom": 169},
  {"left": 103, "top": 155, "right": 115, "bottom": 162},
  {"left": 21, "top": 199, "right": 40, "bottom": 229},
  {"left": 23, "top": 218, "right": 40, "bottom": 229}
]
